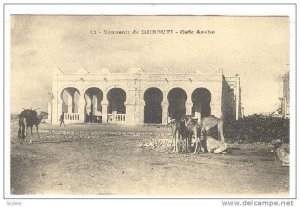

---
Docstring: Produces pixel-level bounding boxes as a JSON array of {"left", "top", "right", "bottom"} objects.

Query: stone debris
[{"left": 139, "top": 137, "right": 173, "bottom": 152}]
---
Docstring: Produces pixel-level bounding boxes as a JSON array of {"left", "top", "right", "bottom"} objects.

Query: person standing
[{"left": 59, "top": 112, "right": 65, "bottom": 127}]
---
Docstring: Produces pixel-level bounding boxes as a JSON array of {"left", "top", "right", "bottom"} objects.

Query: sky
[{"left": 11, "top": 15, "right": 289, "bottom": 115}]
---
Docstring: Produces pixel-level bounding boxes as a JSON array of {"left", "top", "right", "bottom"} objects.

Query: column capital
[
  {"left": 102, "top": 100, "right": 109, "bottom": 105},
  {"left": 185, "top": 100, "right": 193, "bottom": 106},
  {"left": 185, "top": 100, "right": 193, "bottom": 116},
  {"left": 162, "top": 102, "right": 168, "bottom": 125},
  {"left": 78, "top": 95, "right": 85, "bottom": 103}
]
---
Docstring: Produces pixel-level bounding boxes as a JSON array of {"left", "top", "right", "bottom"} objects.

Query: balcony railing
[
  {"left": 64, "top": 113, "right": 80, "bottom": 123},
  {"left": 107, "top": 114, "right": 126, "bottom": 123}
]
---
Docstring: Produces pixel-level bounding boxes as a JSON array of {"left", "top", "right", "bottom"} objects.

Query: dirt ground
[{"left": 10, "top": 123, "right": 289, "bottom": 196}]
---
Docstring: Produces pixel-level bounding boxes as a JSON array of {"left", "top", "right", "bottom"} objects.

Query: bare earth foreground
[{"left": 10, "top": 123, "right": 289, "bottom": 196}]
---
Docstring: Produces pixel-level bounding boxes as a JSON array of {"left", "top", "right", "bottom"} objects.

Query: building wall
[
  {"left": 222, "top": 77, "right": 236, "bottom": 121},
  {"left": 50, "top": 68, "right": 239, "bottom": 125},
  {"left": 225, "top": 76, "right": 242, "bottom": 120},
  {"left": 282, "top": 71, "right": 290, "bottom": 118}
]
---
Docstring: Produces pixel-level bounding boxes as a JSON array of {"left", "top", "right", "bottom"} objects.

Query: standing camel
[
  {"left": 18, "top": 109, "right": 48, "bottom": 143},
  {"left": 184, "top": 115, "right": 204, "bottom": 153},
  {"left": 170, "top": 119, "right": 188, "bottom": 153}
]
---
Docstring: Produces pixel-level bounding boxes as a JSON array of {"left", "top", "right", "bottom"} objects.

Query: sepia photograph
[{"left": 2, "top": 2, "right": 297, "bottom": 206}]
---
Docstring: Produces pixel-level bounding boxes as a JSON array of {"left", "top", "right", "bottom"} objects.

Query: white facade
[{"left": 49, "top": 68, "right": 241, "bottom": 125}]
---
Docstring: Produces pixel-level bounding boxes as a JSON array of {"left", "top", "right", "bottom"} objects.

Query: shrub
[{"left": 208, "top": 114, "right": 289, "bottom": 143}]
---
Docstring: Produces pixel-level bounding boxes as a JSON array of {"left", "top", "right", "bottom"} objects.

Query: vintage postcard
[{"left": 2, "top": 2, "right": 297, "bottom": 207}]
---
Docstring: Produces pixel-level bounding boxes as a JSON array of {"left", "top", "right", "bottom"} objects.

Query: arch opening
[
  {"left": 191, "top": 88, "right": 211, "bottom": 119},
  {"left": 60, "top": 87, "right": 80, "bottom": 113},
  {"left": 144, "top": 87, "right": 163, "bottom": 124},
  {"left": 107, "top": 88, "right": 126, "bottom": 114},
  {"left": 167, "top": 88, "right": 187, "bottom": 120},
  {"left": 84, "top": 87, "right": 103, "bottom": 123}
]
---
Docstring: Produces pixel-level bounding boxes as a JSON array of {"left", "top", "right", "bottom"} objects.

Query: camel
[
  {"left": 205, "top": 136, "right": 228, "bottom": 154},
  {"left": 199, "top": 115, "right": 225, "bottom": 142},
  {"left": 18, "top": 109, "right": 48, "bottom": 144},
  {"left": 184, "top": 115, "right": 204, "bottom": 153},
  {"left": 170, "top": 119, "right": 188, "bottom": 153}
]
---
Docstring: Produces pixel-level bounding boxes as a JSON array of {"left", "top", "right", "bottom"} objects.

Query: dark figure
[
  {"left": 86, "top": 113, "right": 89, "bottom": 123},
  {"left": 89, "top": 111, "right": 93, "bottom": 123},
  {"left": 60, "top": 112, "right": 65, "bottom": 127},
  {"left": 18, "top": 116, "right": 26, "bottom": 144},
  {"left": 18, "top": 109, "right": 48, "bottom": 143},
  {"left": 170, "top": 118, "right": 188, "bottom": 153}
]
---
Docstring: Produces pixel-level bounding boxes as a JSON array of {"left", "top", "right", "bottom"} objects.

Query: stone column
[
  {"left": 57, "top": 100, "right": 63, "bottom": 124},
  {"left": 47, "top": 103, "right": 52, "bottom": 122},
  {"left": 125, "top": 89, "right": 137, "bottom": 124},
  {"left": 185, "top": 93, "right": 193, "bottom": 116},
  {"left": 51, "top": 89, "right": 61, "bottom": 125},
  {"left": 185, "top": 100, "right": 193, "bottom": 116},
  {"left": 161, "top": 101, "right": 168, "bottom": 125},
  {"left": 125, "top": 103, "right": 135, "bottom": 124},
  {"left": 102, "top": 98, "right": 108, "bottom": 123},
  {"left": 78, "top": 94, "right": 85, "bottom": 123},
  {"left": 67, "top": 92, "right": 73, "bottom": 113},
  {"left": 86, "top": 94, "right": 91, "bottom": 114},
  {"left": 138, "top": 101, "right": 145, "bottom": 124}
]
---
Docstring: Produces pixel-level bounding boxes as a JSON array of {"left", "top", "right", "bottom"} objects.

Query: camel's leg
[
  {"left": 174, "top": 134, "right": 177, "bottom": 152},
  {"left": 213, "top": 141, "right": 228, "bottom": 153},
  {"left": 29, "top": 127, "right": 32, "bottom": 144},
  {"left": 18, "top": 127, "right": 22, "bottom": 143},
  {"left": 201, "top": 125, "right": 206, "bottom": 140},
  {"left": 19, "top": 126, "right": 23, "bottom": 144},
  {"left": 173, "top": 130, "right": 177, "bottom": 152},
  {"left": 174, "top": 130, "right": 180, "bottom": 152},
  {"left": 171, "top": 127, "right": 175, "bottom": 146},
  {"left": 177, "top": 134, "right": 181, "bottom": 153},
  {"left": 214, "top": 146, "right": 224, "bottom": 154},
  {"left": 22, "top": 126, "right": 25, "bottom": 144},
  {"left": 188, "top": 134, "right": 192, "bottom": 150},
  {"left": 196, "top": 128, "right": 204, "bottom": 152},
  {"left": 174, "top": 130, "right": 177, "bottom": 153},
  {"left": 176, "top": 132, "right": 181, "bottom": 153},
  {"left": 193, "top": 131, "right": 198, "bottom": 154},
  {"left": 24, "top": 125, "right": 27, "bottom": 137},
  {"left": 199, "top": 139, "right": 205, "bottom": 153},
  {"left": 18, "top": 127, "right": 21, "bottom": 138},
  {"left": 185, "top": 135, "right": 188, "bottom": 153},
  {"left": 36, "top": 124, "right": 40, "bottom": 138},
  {"left": 171, "top": 133, "right": 174, "bottom": 147},
  {"left": 218, "top": 121, "right": 225, "bottom": 142},
  {"left": 172, "top": 126, "right": 176, "bottom": 152},
  {"left": 193, "top": 138, "right": 198, "bottom": 154},
  {"left": 199, "top": 127, "right": 206, "bottom": 152}
]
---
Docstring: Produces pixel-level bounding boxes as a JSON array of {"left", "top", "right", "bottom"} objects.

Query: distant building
[
  {"left": 48, "top": 68, "right": 242, "bottom": 125},
  {"left": 225, "top": 74, "right": 243, "bottom": 120},
  {"left": 281, "top": 71, "right": 290, "bottom": 119}
]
